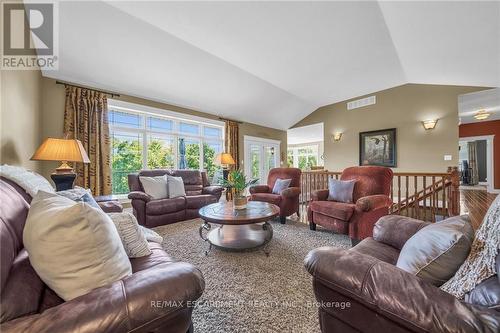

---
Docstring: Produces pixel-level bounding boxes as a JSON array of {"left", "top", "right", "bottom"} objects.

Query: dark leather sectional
[
  {"left": 0, "top": 177, "right": 204, "bottom": 333},
  {"left": 305, "top": 214, "right": 500, "bottom": 333}
]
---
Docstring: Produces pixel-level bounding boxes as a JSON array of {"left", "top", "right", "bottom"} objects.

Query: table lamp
[
  {"left": 215, "top": 152, "right": 236, "bottom": 180},
  {"left": 31, "top": 138, "right": 90, "bottom": 191}
]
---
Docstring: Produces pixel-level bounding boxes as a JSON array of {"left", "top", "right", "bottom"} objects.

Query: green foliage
[
  {"left": 220, "top": 169, "right": 258, "bottom": 197},
  {"left": 111, "top": 138, "right": 142, "bottom": 194},
  {"left": 111, "top": 137, "right": 222, "bottom": 194}
]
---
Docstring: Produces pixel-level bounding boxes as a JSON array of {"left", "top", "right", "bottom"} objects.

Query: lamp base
[
  {"left": 55, "top": 161, "right": 74, "bottom": 174},
  {"left": 51, "top": 173, "right": 76, "bottom": 191}
]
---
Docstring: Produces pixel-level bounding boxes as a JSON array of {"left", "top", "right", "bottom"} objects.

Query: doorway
[
  {"left": 459, "top": 135, "right": 495, "bottom": 193},
  {"left": 244, "top": 136, "right": 281, "bottom": 185}
]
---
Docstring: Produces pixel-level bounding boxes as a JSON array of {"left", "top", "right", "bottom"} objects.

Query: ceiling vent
[{"left": 347, "top": 95, "right": 376, "bottom": 110}]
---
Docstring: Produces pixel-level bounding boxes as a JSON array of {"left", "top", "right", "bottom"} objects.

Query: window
[
  {"left": 287, "top": 144, "right": 321, "bottom": 170},
  {"left": 108, "top": 101, "right": 224, "bottom": 194}
]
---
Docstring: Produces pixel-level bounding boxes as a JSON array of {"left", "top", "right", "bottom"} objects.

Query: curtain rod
[
  {"left": 218, "top": 116, "right": 243, "bottom": 124},
  {"left": 55, "top": 81, "right": 121, "bottom": 97}
]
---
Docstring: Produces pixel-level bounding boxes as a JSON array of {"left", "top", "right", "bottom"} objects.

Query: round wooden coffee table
[{"left": 198, "top": 201, "right": 279, "bottom": 254}]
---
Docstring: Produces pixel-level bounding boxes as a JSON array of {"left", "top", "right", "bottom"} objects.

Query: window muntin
[
  {"left": 108, "top": 105, "right": 224, "bottom": 194},
  {"left": 287, "top": 144, "right": 321, "bottom": 170}
]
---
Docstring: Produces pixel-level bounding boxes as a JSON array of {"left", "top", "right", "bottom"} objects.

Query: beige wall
[
  {"left": 292, "top": 84, "right": 488, "bottom": 173},
  {"left": 40, "top": 77, "right": 287, "bottom": 178},
  {"left": 1, "top": 69, "right": 42, "bottom": 172}
]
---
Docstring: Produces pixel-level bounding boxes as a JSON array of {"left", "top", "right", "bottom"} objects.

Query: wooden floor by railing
[{"left": 299, "top": 167, "right": 460, "bottom": 223}]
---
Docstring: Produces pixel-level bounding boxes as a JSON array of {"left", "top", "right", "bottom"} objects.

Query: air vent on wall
[{"left": 347, "top": 95, "right": 376, "bottom": 110}]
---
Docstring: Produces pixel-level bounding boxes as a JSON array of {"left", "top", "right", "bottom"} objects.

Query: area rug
[{"left": 154, "top": 218, "right": 351, "bottom": 332}]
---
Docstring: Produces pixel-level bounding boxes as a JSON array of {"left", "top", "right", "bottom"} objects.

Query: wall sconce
[
  {"left": 333, "top": 132, "right": 342, "bottom": 141},
  {"left": 422, "top": 119, "right": 438, "bottom": 130},
  {"left": 474, "top": 110, "right": 490, "bottom": 120}
]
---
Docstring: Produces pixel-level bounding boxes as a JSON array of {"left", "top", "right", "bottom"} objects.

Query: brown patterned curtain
[
  {"left": 467, "top": 141, "right": 479, "bottom": 185},
  {"left": 224, "top": 120, "right": 239, "bottom": 170},
  {"left": 63, "top": 86, "right": 112, "bottom": 195}
]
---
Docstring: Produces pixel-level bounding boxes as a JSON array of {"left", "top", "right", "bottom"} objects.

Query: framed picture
[{"left": 359, "top": 128, "right": 396, "bottom": 167}]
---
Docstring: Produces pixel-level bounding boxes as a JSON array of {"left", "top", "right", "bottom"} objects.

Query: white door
[{"left": 244, "top": 136, "right": 280, "bottom": 185}]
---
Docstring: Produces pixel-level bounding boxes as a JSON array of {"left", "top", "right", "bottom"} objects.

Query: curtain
[
  {"left": 63, "top": 86, "right": 112, "bottom": 195},
  {"left": 224, "top": 120, "right": 239, "bottom": 170},
  {"left": 467, "top": 141, "right": 479, "bottom": 185}
]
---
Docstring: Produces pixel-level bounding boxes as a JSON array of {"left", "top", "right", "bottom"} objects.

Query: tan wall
[
  {"left": 40, "top": 77, "right": 286, "bottom": 178},
  {"left": 292, "top": 84, "right": 488, "bottom": 173},
  {"left": 1, "top": 69, "right": 42, "bottom": 172}
]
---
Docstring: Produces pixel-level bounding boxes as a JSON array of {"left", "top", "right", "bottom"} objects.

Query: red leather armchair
[
  {"left": 308, "top": 166, "right": 393, "bottom": 244},
  {"left": 249, "top": 168, "right": 301, "bottom": 224}
]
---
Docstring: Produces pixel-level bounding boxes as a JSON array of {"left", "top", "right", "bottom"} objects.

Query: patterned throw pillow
[
  {"left": 107, "top": 212, "right": 152, "bottom": 258},
  {"left": 272, "top": 178, "right": 292, "bottom": 194},
  {"left": 327, "top": 178, "right": 356, "bottom": 203}
]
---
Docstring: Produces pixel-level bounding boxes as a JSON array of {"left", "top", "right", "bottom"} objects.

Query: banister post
[{"left": 447, "top": 166, "right": 460, "bottom": 216}]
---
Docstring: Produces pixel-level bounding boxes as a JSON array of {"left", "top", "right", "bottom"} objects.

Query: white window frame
[
  {"left": 287, "top": 143, "right": 322, "bottom": 169},
  {"left": 108, "top": 99, "right": 224, "bottom": 174}
]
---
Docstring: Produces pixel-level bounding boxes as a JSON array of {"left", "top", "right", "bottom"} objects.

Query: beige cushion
[
  {"left": 167, "top": 175, "right": 186, "bottom": 198},
  {"left": 107, "top": 212, "right": 151, "bottom": 258},
  {"left": 139, "top": 175, "right": 168, "bottom": 199},
  {"left": 23, "top": 191, "right": 132, "bottom": 301},
  {"left": 396, "top": 215, "right": 474, "bottom": 286}
]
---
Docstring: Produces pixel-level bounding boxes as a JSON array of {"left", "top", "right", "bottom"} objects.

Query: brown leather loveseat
[
  {"left": 0, "top": 177, "right": 205, "bottom": 333},
  {"left": 305, "top": 214, "right": 500, "bottom": 333},
  {"left": 128, "top": 170, "right": 223, "bottom": 227}
]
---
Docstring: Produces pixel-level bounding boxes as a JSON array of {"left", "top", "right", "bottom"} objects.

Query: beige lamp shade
[
  {"left": 215, "top": 153, "right": 236, "bottom": 166},
  {"left": 31, "top": 138, "right": 90, "bottom": 173}
]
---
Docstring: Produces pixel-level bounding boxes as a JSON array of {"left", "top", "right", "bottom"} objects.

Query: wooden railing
[{"left": 299, "top": 167, "right": 460, "bottom": 222}]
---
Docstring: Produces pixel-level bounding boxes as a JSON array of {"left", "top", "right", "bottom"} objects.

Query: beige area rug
[{"left": 154, "top": 218, "right": 351, "bottom": 333}]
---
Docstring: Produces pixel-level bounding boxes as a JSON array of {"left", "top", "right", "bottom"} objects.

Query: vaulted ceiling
[{"left": 41, "top": 1, "right": 499, "bottom": 130}]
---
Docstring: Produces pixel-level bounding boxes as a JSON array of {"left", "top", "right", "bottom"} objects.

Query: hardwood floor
[{"left": 459, "top": 188, "right": 498, "bottom": 230}]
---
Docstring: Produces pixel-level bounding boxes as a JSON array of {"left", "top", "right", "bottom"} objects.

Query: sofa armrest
[
  {"left": 304, "top": 247, "right": 499, "bottom": 333},
  {"left": 1, "top": 262, "right": 204, "bottom": 333},
  {"left": 373, "top": 215, "right": 430, "bottom": 250},
  {"left": 355, "top": 194, "right": 392, "bottom": 212},
  {"left": 311, "top": 189, "right": 329, "bottom": 201},
  {"left": 128, "top": 191, "right": 152, "bottom": 202},
  {"left": 281, "top": 187, "right": 300, "bottom": 199},
  {"left": 249, "top": 185, "right": 270, "bottom": 194},
  {"left": 202, "top": 185, "right": 223, "bottom": 196}
]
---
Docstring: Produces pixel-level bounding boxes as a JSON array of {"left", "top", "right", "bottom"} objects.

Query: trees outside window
[
  {"left": 287, "top": 144, "right": 321, "bottom": 170},
  {"left": 108, "top": 104, "right": 224, "bottom": 194}
]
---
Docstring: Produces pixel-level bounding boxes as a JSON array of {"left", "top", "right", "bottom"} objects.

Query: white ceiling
[
  {"left": 287, "top": 123, "right": 324, "bottom": 145},
  {"left": 458, "top": 88, "right": 500, "bottom": 124},
  {"left": 41, "top": 1, "right": 500, "bottom": 130}
]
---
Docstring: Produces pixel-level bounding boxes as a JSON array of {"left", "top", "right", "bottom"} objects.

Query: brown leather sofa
[
  {"left": 249, "top": 167, "right": 301, "bottom": 224},
  {"left": 0, "top": 177, "right": 205, "bottom": 333},
  {"left": 308, "top": 166, "right": 393, "bottom": 245},
  {"left": 128, "top": 170, "right": 223, "bottom": 227},
  {"left": 305, "top": 214, "right": 500, "bottom": 333}
]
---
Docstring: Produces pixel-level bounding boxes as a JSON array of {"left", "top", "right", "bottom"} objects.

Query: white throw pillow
[
  {"left": 167, "top": 175, "right": 186, "bottom": 198},
  {"left": 140, "top": 226, "right": 164, "bottom": 244},
  {"left": 23, "top": 191, "right": 132, "bottom": 301},
  {"left": 139, "top": 175, "right": 168, "bottom": 199},
  {"left": 107, "top": 212, "right": 152, "bottom": 258}
]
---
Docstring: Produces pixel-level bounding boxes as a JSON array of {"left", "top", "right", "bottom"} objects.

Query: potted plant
[{"left": 220, "top": 169, "right": 258, "bottom": 209}]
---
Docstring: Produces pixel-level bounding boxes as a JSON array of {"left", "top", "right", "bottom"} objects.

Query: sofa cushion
[
  {"left": 107, "top": 212, "right": 151, "bottom": 258},
  {"left": 464, "top": 254, "right": 500, "bottom": 309},
  {"left": 139, "top": 175, "right": 168, "bottom": 199},
  {"left": 351, "top": 238, "right": 400, "bottom": 265},
  {"left": 396, "top": 215, "right": 474, "bottom": 287},
  {"left": 251, "top": 193, "right": 282, "bottom": 206},
  {"left": 167, "top": 175, "right": 186, "bottom": 198},
  {"left": 309, "top": 201, "right": 355, "bottom": 221},
  {"left": 272, "top": 178, "right": 292, "bottom": 194},
  {"left": 146, "top": 197, "right": 186, "bottom": 215},
  {"left": 185, "top": 195, "right": 217, "bottom": 210},
  {"left": 23, "top": 191, "right": 132, "bottom": 301},
  {"left": 328, "top": 178, "right": 356, "bottom": 203}
]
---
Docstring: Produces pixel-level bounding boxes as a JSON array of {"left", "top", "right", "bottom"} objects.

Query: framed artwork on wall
[{"left": 359, "top": 128, "right": 397, "bottom": 167}]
